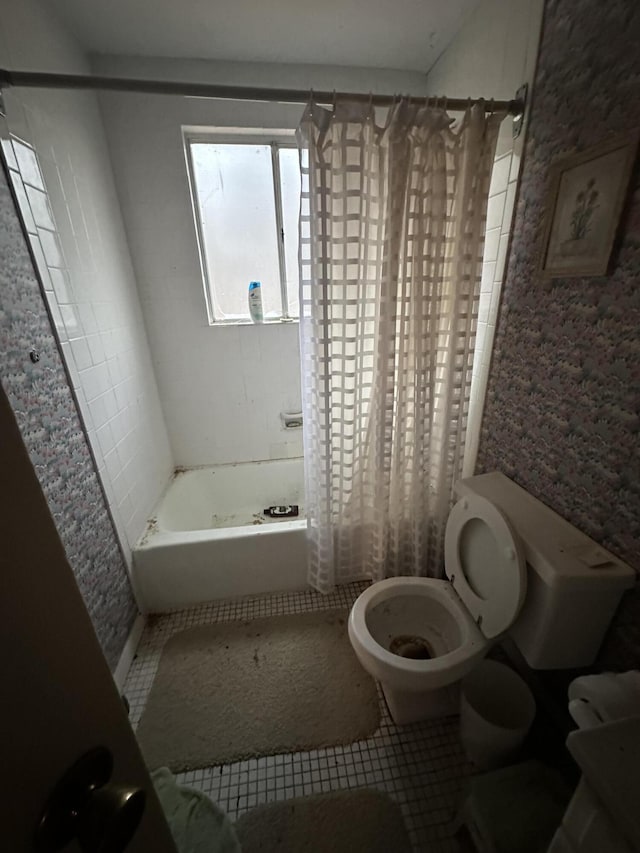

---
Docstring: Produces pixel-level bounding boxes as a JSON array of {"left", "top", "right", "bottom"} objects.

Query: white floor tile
[{"left": 124, "top": 582, "right": 471, "bottom": 852}]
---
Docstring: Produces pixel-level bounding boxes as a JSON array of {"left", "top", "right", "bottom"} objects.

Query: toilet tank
[{"left": 455, "top": 473, "right": 636, "bottom": 669}]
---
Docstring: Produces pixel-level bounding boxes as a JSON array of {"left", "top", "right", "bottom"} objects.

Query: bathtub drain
[{"left": 389, "top": 635, "right": 433, "bottom": 660}]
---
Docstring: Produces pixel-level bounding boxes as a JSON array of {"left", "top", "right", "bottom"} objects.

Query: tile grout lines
[{"left": 124, "top": 583, "right": 471, "bottom": 852}]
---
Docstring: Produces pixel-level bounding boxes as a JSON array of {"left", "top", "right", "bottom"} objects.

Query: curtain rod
[{"left": 0, "top": 68, "right": 525, "bottom": 117}]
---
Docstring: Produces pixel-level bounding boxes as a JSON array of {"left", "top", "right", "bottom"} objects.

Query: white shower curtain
[{"left": 297, "top": 97, "right": 502, "bottom": 593}]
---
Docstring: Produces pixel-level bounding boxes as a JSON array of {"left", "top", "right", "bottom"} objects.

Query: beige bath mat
[
  {"left": 235, "top": 789, "right": 411, "bottom": 853},
  {"left": 136, "top": 609, "right": 380, "bottom": 771}
]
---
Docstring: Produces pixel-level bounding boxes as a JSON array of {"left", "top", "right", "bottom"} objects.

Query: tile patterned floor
[{"left": 124, "top": 583, "right": 472, "bottom": 852}]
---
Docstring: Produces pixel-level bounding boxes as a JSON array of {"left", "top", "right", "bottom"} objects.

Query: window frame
[{"left": 183, "top": 128, "right": 299, "bottom": 325}]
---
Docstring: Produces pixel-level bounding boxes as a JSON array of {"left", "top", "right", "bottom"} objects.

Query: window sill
[{"left": 208, "top": 318, "right": 300, "bottom": 328}]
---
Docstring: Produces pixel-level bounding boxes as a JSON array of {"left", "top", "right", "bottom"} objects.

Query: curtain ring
[{"left": 332, "top": 89, "right": 337, "bottom": 111}]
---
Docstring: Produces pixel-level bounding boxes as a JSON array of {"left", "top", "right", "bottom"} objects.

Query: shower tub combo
[{"left": 133, "top": 459, "right": 307, "bottom": 612}]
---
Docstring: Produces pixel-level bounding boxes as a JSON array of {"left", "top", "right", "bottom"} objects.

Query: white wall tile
[
  {"left": 49, "top": 267, "right": 73, "bottom": 304},
  {"left": 70, "top": 335, "right": 92, "bottom": 371},
  {"left": 488, "top": 153, "right": 511, "bottom": 198},
  {"left": 5, "top": 118, "right": 173, "bottom": 566},
  {"left": 10, "top": 170, "right": 37, "bottom": 233},
  {"left": 425, "top": 0, "right": 545, "bottom": 478},
  {"left": 494, "top": 233, "right": 511, "bottom": 283},
  {"left": 102, "top": 388, "right": 119, "bottom": 421},
  {"left": 85, "top": 333, "right": 104, "bottom": 365},
  {"left": 59, "top": 302, "right": 80, "bottom": 339},
  {"left": 96, "top": 55, "right": 428, "bottom": 468},
  {"left": 486, "top": 191, "right": 506, "bottom": 231},
  {"left": 28, "top": 238, "right": 51, "bottom": 289},
  {"left": 78, "top": 302, "right": 99, "bottom": 334},
  {"left": 477, "top": 291, "right": 491, "bottom": 325},
  {"left": 60, "top": 341, "right": 80, "bottom": 388},
  {"left": 89, "top": 393, "right": 110, "bottom": 431},
  {"left": 2, "top": 139, "right": 18, "bottom": 170},
  {"left": 47, "top": 299, "right": 66, "bottom": 341},
  {"left": 502, "top": 181, "right": 518, "bottom": 234},
  {"left": 481, "top": 261, "right": 497, "bottom": 293},
  {"left": 13, "top": 140, "right": 45, "bottom": 189},
  {"left": 509, "top": 146, "right": 522, "bottom": 182},
  {"left": 489, "top": 283, "right": 503, "bottom": 322},
  {"left": 483, "top": 227, "right": 501, "bottom": 263},
  {"left": 24, "top": 184, "right": 56, "bottom": 229},
  {"left": 37, "top": 227, "right": 64, "bottom": 267},
  {"left": 96, "top": 422, "right": 115, "bottom": 457}
]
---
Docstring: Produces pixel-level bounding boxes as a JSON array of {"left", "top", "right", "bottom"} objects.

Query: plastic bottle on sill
[{"left": 248, "top": 280, "right": 264, "bottom": 323}]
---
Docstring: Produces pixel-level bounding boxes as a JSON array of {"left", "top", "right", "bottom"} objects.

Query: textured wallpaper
[
  {"left": 477, "top": 0, "right": 640, "bottom": 667},
  {"left": 0, "top": 163, "right": 138, "bottom": 670}
]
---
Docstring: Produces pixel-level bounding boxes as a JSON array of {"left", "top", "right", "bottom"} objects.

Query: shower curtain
[{"left": 297, "top": 97, "right": 502, "bottom": 593}]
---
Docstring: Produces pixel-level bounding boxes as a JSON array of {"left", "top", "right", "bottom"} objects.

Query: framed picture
[{"left": 539, "top": 130, "right": 639, "bottom": 277}]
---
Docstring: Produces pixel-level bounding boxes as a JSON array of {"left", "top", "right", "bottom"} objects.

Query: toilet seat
[{"left": 445, "top": 493, "right": 526, "bottom": 639}]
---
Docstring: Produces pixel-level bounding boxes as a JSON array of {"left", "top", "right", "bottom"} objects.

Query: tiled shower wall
[
  {"left": 0, "top": 0, "right": 173, "bottom": 563},
  {"left": 0, "top": 161, "right": 136, "bottom": 669},
  {"left": 477, "top": 0, "right": 640, "bottom": 668},
  {"left": 95, "top": 55, "right": 430, "bottom": 467},
  {"left": 424, "top": 0, "right": 545, "bottom": 476}
]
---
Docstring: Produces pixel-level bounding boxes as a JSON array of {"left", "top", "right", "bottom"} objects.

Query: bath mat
[
  {"left": 136, "top": 609, "right": 380, "bottom": 771},
  {"left": 235, "top": 789, "right": 411, "bottom": 853}
]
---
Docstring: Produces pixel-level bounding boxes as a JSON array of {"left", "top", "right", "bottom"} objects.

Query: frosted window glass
[
  {"left": 191, "top": 143, "right": 281, "bottom": 320},
  {"left": 278, "top": 147, "right": 301, "bottom": 318}
]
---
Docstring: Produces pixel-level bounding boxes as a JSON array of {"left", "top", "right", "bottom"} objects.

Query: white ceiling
[{"left": 49, "top": 0, "right": 479, "bottom": 72}]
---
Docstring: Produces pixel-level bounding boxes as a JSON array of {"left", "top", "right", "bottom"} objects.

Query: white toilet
[{"left": 348, "top": 472, "right": 635, "bottom": 725}]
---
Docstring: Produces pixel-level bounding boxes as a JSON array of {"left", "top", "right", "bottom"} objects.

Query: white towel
[
  {"left": 151, "top": 767, "right": 240, "bottom": 853},
  {"left": 568, "top": 671, "right": 640, "bottom": 728}
]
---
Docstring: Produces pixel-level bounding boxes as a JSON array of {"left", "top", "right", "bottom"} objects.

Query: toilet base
[{"left": 382, "top": 682, "right": 460, "bottom": 725}]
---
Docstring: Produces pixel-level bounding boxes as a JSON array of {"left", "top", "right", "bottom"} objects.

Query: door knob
[{"left": 36, "top": 747, "right": 146, "bottom": 853}]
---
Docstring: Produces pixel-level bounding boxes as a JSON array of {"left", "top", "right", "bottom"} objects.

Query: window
[{"left": 185, "top": 132, "right": 301, "bottom": 323}]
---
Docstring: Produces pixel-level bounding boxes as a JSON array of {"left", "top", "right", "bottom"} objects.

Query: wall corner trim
[{"left": 113, "top": 613, "right": 145, "bottom": 691}]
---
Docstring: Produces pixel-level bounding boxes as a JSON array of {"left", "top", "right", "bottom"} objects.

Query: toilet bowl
[
  {"left": 348, "top": 489, "right": 527, "bottom": 724},
  {"left": 348, "top": 577, "right": 491, "bottom": 723},
  {"left": 348, "top": 472, "right": 637, "bottom": 726}
]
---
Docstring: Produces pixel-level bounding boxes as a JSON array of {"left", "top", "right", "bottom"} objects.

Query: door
[{"left": 0, "top": 379, "right": 177, "bottom": 851}]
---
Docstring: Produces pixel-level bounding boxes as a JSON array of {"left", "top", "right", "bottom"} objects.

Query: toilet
[{"left": 348, "top": 472, "right": 635, "bottom": 725}]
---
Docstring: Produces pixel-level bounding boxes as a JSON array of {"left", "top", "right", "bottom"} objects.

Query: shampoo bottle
[{"left": 248, "top": 280, "right": 264, "bottom": 323}]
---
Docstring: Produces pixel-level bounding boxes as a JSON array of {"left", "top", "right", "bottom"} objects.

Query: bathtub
[{"left": 133, "top": 459, "right": 308, "bottom": 612}]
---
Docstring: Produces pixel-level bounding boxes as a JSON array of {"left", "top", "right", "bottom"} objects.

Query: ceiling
[{"left": 49, "top": 0, "right": 480, "bottom": 72}]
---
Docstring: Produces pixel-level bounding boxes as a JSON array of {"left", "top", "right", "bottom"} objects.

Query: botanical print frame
[{"left": 539, "top": 131, "right": 639, "bottom": 277}]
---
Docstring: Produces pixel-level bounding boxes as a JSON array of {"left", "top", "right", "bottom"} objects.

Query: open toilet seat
[
  {"left": 347, "top": 492, "right": 528, "bottom": 696},
  {"left": 444, "top": 493, "right": 527, "bottom": 638}
]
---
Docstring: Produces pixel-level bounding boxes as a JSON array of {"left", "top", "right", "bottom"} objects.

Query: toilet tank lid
[{"left": 455, "top": 473, "right": 636, "bottom": 590}]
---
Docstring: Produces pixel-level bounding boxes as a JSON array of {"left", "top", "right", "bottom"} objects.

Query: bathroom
[{"left": 2, "top": 0, "right": 639, "bottom": 850}]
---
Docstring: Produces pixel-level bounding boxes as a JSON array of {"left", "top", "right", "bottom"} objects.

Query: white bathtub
[{"left": 133, "top": 459, "right": 308, "bottom": 612}]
